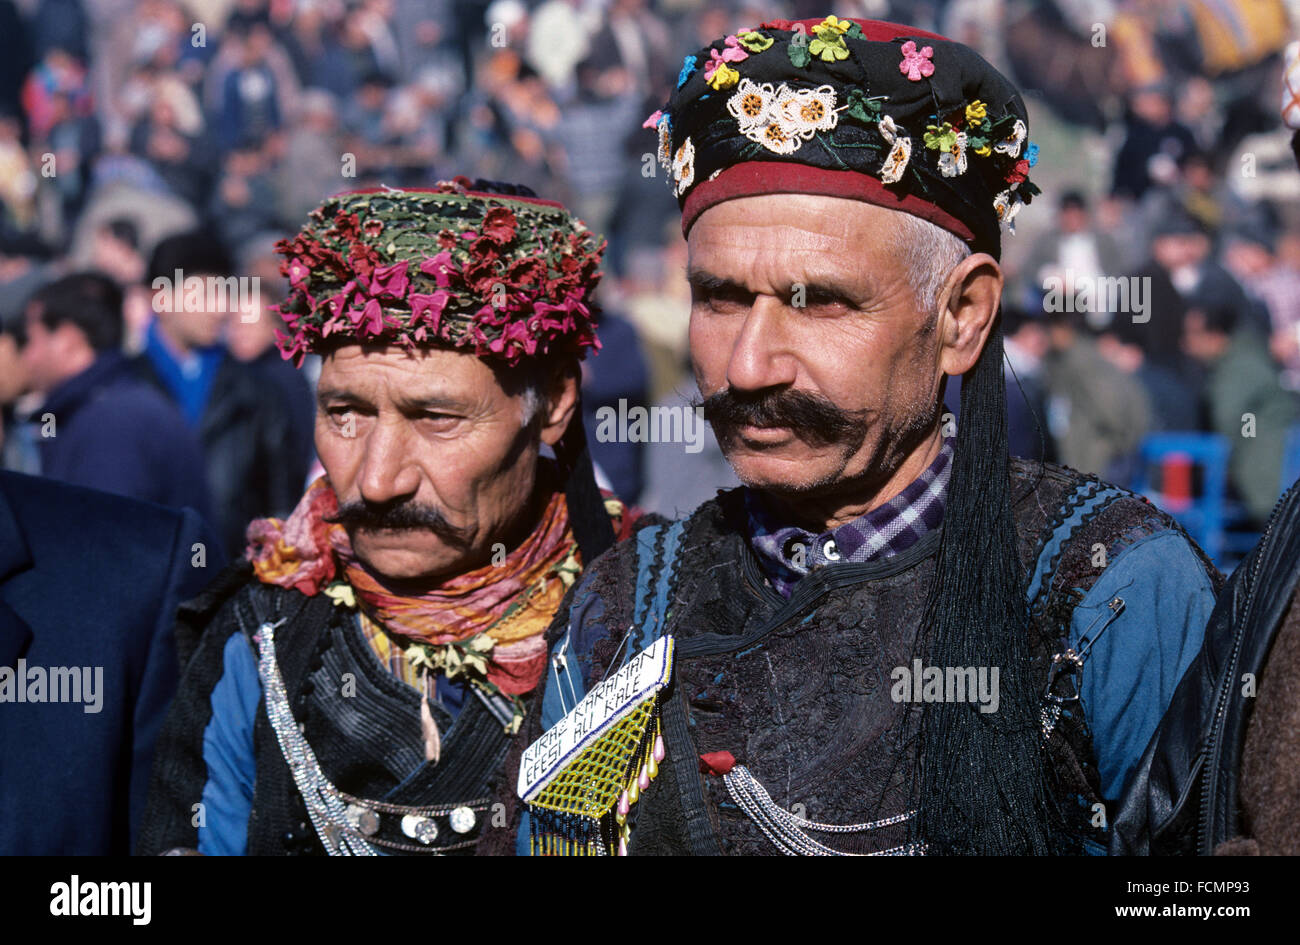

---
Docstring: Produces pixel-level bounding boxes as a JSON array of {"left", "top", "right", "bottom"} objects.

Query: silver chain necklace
[
  {"left": 255, "top": 620, "right": 380, "bottom": 855},
  {"left": 722, "top": 764, "right": 925, "bottom": 856}
]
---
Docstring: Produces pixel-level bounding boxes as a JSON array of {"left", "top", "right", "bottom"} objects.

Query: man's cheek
[{"left": 688, "top": 326, "right": 731, "bottom": 390}]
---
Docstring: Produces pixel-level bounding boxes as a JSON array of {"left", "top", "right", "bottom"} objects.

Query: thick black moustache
[
  {"left": 696, "top": 387, "right": 870, "bottom": 447},
  {"left": 327, "top": 500, "right": 470, "bottom": 547}
]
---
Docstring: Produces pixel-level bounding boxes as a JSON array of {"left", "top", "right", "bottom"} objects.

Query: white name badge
[{"left": 517, "top": 635, "right": 674, "bottom": 803}]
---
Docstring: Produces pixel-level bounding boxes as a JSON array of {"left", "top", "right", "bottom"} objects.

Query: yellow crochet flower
[
  {"left": 975, "top": 144, "right": 992, "bottom": 156},
  {"left": 707, "top": 61, "right": 740, "bottom": 90},
  {"left": 737, "top": 30, "right": 774, "bottom": 53},
  {"left": 966, "top": 100, "right": 988, "bottom": 123},
  {"left": 816, "top": 15, "right": 853, "bottom": 34},
  {"left": 809, "top": 15, "right": 852, "bottom": 61}
]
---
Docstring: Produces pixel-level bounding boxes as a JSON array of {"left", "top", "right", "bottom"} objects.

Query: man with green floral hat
[
  {"left": 521, "top": 17, "right": 1221, "bottom": 856},
  {"left": 139, "top": 178, "right": 643, "bottom": 856}
]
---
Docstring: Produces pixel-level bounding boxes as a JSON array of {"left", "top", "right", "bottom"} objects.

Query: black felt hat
[{"left": 648, "top": 16, "right": 1041, "bottom": 259}]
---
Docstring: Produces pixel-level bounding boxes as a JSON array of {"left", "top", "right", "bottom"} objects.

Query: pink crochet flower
[
  {"left": 899, "top": 40, "right": 934, "bottom": 81},
  {"left": 704, "top": 37, "right": 748, "bottom": 83}
]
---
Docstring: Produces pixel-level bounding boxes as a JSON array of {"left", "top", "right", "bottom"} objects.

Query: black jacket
[
  {"left": 1110, "top": 477, "right": 1300, "bottom": 854},
  {"left": 35, "top": 351, "right": 212, "bottom": 522},
  {"left": 135, "top": 352, "right": 309, "bottom": 559}
]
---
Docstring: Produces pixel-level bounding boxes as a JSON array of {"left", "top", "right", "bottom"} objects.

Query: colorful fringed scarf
[{"left": 246, "top": 467, "right": 627, "bottom": 697}]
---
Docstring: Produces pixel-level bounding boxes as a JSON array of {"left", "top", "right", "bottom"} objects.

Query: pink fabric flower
[
  {"left": 720, "top": 35, "right": 749, "bottom": 62},
  {"left": 320, "top": 280, "right": 357, "bottom": 319},
  {"left": 704, "top": 38, "right": 748, "bottom": 83},
  {"left": 409, "top": 291, "right": 451, "bottom": 332},
  {"left": 899, "top": 40, "right": 934, "bottom": 81},
  {"left": 419, "top": 251, "right": 459, "bottom": 288},
  {"left": 287, "top": 257, "right": 311, "bottom": 289},
  {"left": 357, "top": 298, "right": 385, "bottom": 336},
  {"left": 642, "top": 109, "right": 663, "bottom": 129},
  {"left": 369, "top": 260, "right": 410, "bottom": 299}
]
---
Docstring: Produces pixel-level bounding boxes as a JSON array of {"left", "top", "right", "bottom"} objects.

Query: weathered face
[
  {"left": 687, "top": 194, "right": 979, "bottom": 508},
  {"left": 314, "top": 343, "right": 575, "bottom": 584}
]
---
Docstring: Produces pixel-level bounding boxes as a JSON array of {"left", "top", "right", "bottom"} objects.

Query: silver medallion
[
  {"left": 449, "top": 806, "right": 476, "bottom": 834},
  {"left": 401, "top": 814, "right": 438, "bottom": 845}
]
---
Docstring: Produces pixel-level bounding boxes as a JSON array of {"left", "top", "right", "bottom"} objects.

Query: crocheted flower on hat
[
  {"left": 899, "top": 40, "right": 935, "bottom": 80},
  {"left": 647, "top": 16, "right": 1043, "bottom": 258}
]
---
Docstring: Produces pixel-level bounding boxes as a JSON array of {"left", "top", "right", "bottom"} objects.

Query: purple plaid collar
[{"left": 744, "top": 436, "right": 954, "bottom": 598}]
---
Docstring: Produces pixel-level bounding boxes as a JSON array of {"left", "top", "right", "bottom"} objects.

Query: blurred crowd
[{"left": 1, "top": 0, "right": 1299, "bottom": 566}]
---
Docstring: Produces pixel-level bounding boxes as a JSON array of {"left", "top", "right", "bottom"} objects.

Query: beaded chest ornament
[{"left": 517, "top": 634, "right": 674, "bottom": 855}]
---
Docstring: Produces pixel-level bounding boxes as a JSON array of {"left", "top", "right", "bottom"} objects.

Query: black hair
[
  {"left": 466, "top": 178, "right": 538, "bottom": 198},
  {"left": 1198, "top": 303, "right": 1240, "bottom": 336},
  {"left": 1058, "top": 190, "right": 1087, "bottom": 211},
  {"left": 147, "top": 230, "right": 235, "bottom": 283},
  {"left": 27, "top": 271, "right": 124, "bottom": 352},
  {"left": 103, "top": 217, "right": 139, "bottom": 250},
  {"left": 359, "top": 70, "right": 396, "bottom": 89}
]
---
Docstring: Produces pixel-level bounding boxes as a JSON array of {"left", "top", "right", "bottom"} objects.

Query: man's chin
[
  {"left": 350, "top": 536, "right": 470, "bottom": 585},
  {"left": 721, "top": 447, "right": 842, "bottom": 496}
]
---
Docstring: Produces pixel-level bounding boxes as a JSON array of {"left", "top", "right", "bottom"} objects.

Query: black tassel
[
  {"left": 554, "top": 400, "right": 616, "bottom": 565},
  {"left": 911, "top": 317, "right": 1075, "bottom": 855}
]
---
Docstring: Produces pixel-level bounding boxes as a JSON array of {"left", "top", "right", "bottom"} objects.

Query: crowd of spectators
[{"left": 0, "top": 0, "right": 1298, "bottom": 565}]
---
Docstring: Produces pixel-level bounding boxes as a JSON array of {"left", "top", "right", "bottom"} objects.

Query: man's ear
[
  {"left": 936, "top": 252, "right": 1004, "bottom": 377},
  {"left": 539, "top": 359, "right": 581, "bottom": 447}
]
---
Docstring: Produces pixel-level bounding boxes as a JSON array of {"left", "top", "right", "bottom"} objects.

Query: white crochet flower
[
  {"left": 938, "top": 131, "right": 968, "bottom": 177},
  {"left": 729, "top": 81, "right": 840, "bottom": 155},
  {"left": 657, "top": 116, "right": 672, "bottom": 169},
  {"left": 877, "top": 115, "right": 911, "bottom": 183},
  {"left": 993, "top": 188, "right": 1024, "bottom": 232},
  {"left": 672, "top": 136, "right": 696, "bottom": 196},
  {"left": 994, "top": 118, "right": 1027, "bottom": 158},
  {"left": 771, "top": 84, "right": 839, "bottom": 138},
  {"left": 726, "top": 78, "right": 776, "bottom": 134}
]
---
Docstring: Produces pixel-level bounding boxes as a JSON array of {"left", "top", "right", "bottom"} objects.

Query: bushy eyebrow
[
  {"left": 687, "top": 267, "right": 867, "bottom": 307},
  {"left": 316, "top": 386, "right": 364, "bottom": 410},
  {"left": 316, "top": 387, "right": 467, "bottom": 413}
]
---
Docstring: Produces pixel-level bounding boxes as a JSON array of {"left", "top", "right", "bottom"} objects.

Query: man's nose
[
  {"left": 356, "top": 418, "right": 421, "bottom": 506},
  {"left": 726, "top": 295, "right": 797, "bottom": 392}
]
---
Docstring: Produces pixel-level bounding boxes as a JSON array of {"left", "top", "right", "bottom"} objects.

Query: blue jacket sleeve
[
  {"left": 1075, "top": 530, "right": 1217, "bottom": 805},
  {"left": 196, "top": 631, "right": 262, "bottom": 855}
]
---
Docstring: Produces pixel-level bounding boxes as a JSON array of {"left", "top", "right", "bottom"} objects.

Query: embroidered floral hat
[
  {"left": 272, "top": 178, "right": 606, "bottom": 367},
  {"left": 645, "top": 16, "right": 1041, "bottom": 258}
]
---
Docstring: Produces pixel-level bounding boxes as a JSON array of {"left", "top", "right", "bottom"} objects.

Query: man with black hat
[
  {"left": 520, "top": 16, "right": 1221, "bottom": 856},
  {"left": 139, "top": 179, "right": 639, "bottom": 855}
]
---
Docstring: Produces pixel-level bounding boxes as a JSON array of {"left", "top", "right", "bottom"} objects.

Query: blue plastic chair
[{"left": 1130, "top": 433, "right": 1231, "bottom": 564}]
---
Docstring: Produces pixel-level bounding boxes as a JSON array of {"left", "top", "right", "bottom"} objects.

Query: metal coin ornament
[
  {"left": 401, "top": 814, "right": 438, "bottom": 845},
  {"left": 449, "top": 806, "right": 476, "bottom": 834},
  {"left": 517, "top": 635, "right": 674, "bottom": 855}
]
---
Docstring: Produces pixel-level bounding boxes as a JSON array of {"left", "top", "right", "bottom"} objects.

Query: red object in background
[{"left": 1162, "top": 452, "right": 1194, "bottom": 513}]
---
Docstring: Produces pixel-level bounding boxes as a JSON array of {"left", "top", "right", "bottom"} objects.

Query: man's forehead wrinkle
[{"left": 320, "top": 353, "right": 490, "bottom": 410}]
